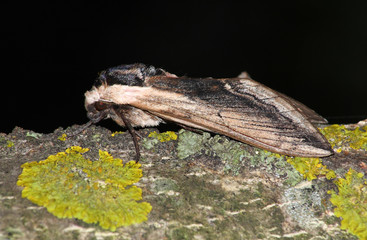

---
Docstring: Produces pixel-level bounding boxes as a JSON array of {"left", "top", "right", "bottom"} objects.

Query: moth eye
[{"left": 94, "top": 101, "right": 109, "bottom": 111}]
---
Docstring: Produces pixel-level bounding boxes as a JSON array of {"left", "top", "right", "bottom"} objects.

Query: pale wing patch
[{"left": 100, "top": 85, "right": 152, "bottom": 105}]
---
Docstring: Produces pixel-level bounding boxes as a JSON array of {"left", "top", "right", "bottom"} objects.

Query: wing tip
[{"left": 292, "top": 142, "right": 334, "bottom": 158}]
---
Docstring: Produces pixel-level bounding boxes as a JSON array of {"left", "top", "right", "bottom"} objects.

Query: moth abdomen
[{"left": 111, "top": 105, "right": 163, "bottom": 128}]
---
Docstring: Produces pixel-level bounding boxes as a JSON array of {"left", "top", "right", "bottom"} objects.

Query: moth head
[
  {"left": 85, "top": 99, "right": 114, "bottom": 124},
  {"left": 84, "top": 63, "right": 173, "bottom": 128},
  {"left": 95, "top": 63, "right": 168, "bottom": 87}
]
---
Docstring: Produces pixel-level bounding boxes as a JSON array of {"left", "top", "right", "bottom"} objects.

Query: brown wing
[
  {"left": 237, "top": 71, "right": 328, "bottom": 124},
  {"left": 106, "top": 76, "right": 332, "bottom": 157},
  {"left": 216, "top": 78, "right": 331, "bottom": 157},
  {"left": 276, "top": 92, "right": 328, "bottom": 124}
]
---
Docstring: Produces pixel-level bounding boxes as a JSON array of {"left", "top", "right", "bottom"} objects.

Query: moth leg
[
  {"left": 134, "top": 131, "right": 143, "bottom": 139},
  {"left": 119, "top": 112, "right": 141, "bottom": 163}
]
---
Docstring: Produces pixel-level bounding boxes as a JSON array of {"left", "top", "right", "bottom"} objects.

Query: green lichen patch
[
  {"left": 178, "top": 130, "right": 251, "bottom": 175},
  {"left": 329, "top": 169, "right": 367, "bottom": 240},
  {"left": 177, "top": 130, "right": 304, "bottom": 181},
  {"left": 25, "top": 131, "right": 43, "bottom": 139},
  {"left": 319, "top": 124, "right": 367, "bottom": 153},
  {"left": 250, "top": 151, "right": 304, "bottom": 186},
  {"left": 17, "top": 146, "right": 152, "bottom": 231},
  {"left": 176, "top": 130, "right": 211, "bottom": 159}
]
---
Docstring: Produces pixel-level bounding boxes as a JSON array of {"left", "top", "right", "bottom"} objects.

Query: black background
[{"left": 3, "top": 2, "right": 367, "bottom": 134}]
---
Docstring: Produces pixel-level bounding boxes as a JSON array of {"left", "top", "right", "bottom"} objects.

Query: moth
[{"left": 83, "top": 63, "right": 332, "bottom": 162}]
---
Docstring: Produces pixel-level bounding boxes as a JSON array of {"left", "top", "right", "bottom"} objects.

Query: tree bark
[{"left": 1, "top": 120, "right": 366, "bottom": 240}]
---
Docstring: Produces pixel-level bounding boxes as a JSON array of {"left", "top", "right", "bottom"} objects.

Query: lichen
[
  {"left": 280, "top": 123, "right": 367, "bottom": 182},
  {"left": 26, "top": 131, "right": 42, "bottom": 139},
  {"left": 319, "top": 124, "right": 367, "bottom": 153},
  {"left": 328, "top": 169, "right": 367, "bottom": 240},
  {"left": 285, "top": 156, "right": 336, "bottom": 181},
  {"left": 142, "top": 137, "right": 160, "bottom": 150},
  {"left": 176, "top": 127, "right": 367, "bottom": 237},
  {"left": 57, "top": 133, "right": 67, "bottom": 141},
  {"left": 0, "top": 136, "right": 13, "bottom": 148},
  {"left": 177, "top": 130, "right": 249, "bottom": 175},
  {"left": 142, "top": 130, "right": 178, "bottom": 150},
  {"left": 177, "top": 130, "right": 302, "bottom": 179},
  {"left": 17, "top": 146, "right": 152, "bottom": 231},
  {"left": 250, "top": 151, "right": 304, "bottom": 186},
  {"left": 111, "top": 131, "right": 124, "bottom": 137},
  {"left": 176, "top": 130, "right": 211, "bottom": 159},
  {"left": 6, "top": 140, "right": 14, "bottom": 148},
  {"left": 148, "top": 131, "right": 177, "bottom": 142},
  {"left": 282, "top": 183, "right": 324, "bottom": 231}
]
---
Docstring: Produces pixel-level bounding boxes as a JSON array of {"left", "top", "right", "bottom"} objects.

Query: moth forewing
[
  {"left": 276, "top": 91, "right": 328, "bottom": 124},
  {"left": 136, "top": 94, "right": 330, "bottom": 158},
  {"left": 84, "top": 63, "right": 333, "bottom": 160},
  {"left": 237, "top": 72, "right": 328, "bottom": 124}
]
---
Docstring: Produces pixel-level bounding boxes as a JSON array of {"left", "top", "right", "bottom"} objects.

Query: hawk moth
[{"left": 83, "top": 63, "right": 332, "bottom": 162}]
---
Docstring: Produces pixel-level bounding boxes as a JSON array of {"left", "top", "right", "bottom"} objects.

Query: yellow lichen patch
[
  {"left": 328, "top": 169, "right": 367, "bottom": 240},
  {"left": 7, "top": 140, "right": 14, "bottom": 148},
  {"left": 111, "top": 131, "right": 124, "bottom": 137},
  {"left": 58, "top": 133, "right": 67, "bottom": 141},
  {"left": 17, "top": 146, "right": 152, "bottom": 231},
  {"left": 286, "top": 157, "right": 336, "bottom": 181},
  {"left": 319, "top": 124, "right": 367, "bottom": 152},
  {"left": 148, "top": 131, "right": 177, "bottom": 142}
]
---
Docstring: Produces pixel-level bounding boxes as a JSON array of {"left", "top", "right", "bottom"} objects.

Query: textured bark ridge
[{"left": 0, "top": 120, "right": 366, "bottom": 240}]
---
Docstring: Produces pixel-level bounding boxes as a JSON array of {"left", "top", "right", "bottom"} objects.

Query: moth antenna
[
  {"left": 119, "top": 111, "right": 141, "bottom": 163},
  {"left": 68, "top": 121, "right": 94, "bottom": 137},
  {"left": 69, "top": 112, "right": 107, "bottom": 137}
]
